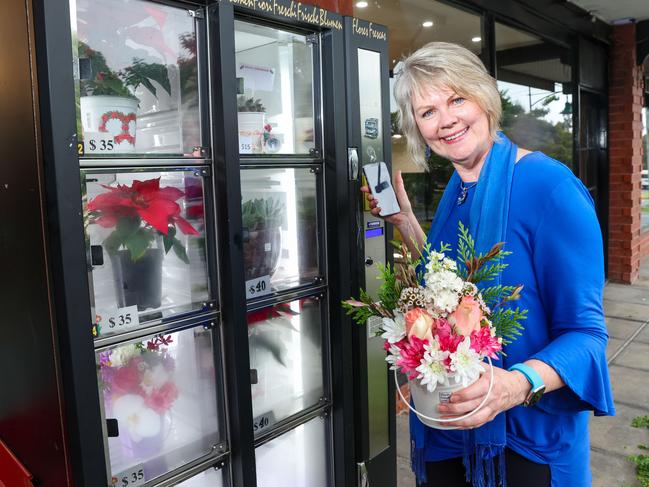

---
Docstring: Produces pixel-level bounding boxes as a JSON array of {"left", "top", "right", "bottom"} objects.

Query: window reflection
[
  {"left": 234, "top": 20, "right": 316, "bottom": 155},
  {"left": 240, "top": 167, "right": 319, "bottom": 297},
  {"left": 496, "top": 23, "right": 573, "bottom": 168},
  {"left": 248, "top": 298, "right": 324, "bottom": 432},
  {"left": 255, "top": 416, "right": 328, "bottom": 487},
  {"left": 73, "top": 0, "right": 200, "bottom": 156}
]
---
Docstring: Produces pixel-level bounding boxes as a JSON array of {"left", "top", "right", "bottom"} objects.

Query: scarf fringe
[
  {"left": 462, "top": 431, "right": 506, "bottom": 487},
  {"left": 412, "top": 440, "right": 428, "bottom": 483}
]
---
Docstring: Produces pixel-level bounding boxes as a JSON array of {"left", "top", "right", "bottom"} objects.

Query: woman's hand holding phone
[{"left": 360, "top": 169, "right": 426, "bottom": 253}]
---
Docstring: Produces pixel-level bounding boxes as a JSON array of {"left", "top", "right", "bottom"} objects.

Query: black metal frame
[{"left": 343, "top": 16, "right": 396, "bottom": 487}]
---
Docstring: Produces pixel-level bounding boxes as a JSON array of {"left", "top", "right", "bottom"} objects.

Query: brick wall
[{"left": 608, "top": 23, "right": 645, "bottom": 283}]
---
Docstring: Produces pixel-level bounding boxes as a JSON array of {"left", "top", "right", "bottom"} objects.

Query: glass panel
[
  {"left": 255, "top": 416, "right": 328, "bottom": 487},
  {"left": 97, "top": 326, "right": 222, "bottom": 483},
  {"left": 83, "top": 169, "right": 210, "bottom": 338},
  {"left": 642, "top": 107, "right": 649, "bottom": 233},
  {"left": 358, "top": 49, "right": 384, "bottom": 166},
  {"left": 355, "top": 1, "right": 484, "bottom": 237},
  {"left": 496, "top": 23, "right": 573, "bottom": 169},
  {"left": 240, "top": 168, "right": 319, "bottom": 297},
  {"left": 248, "top": 297, "right": 323, "bottom": 432},
  {"left": 234, "top": 20, "right": 315, "bottom": 155},
  {"left": 73, "top": 0, "right": 200, "bottom": 156},
  {"left": 175, "top": 466, "right": 225, "bottom": 487}
]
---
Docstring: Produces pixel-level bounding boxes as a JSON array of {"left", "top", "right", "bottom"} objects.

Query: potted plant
[
  {"left": 78, "top": 41, "right": 171, "bottom": 153},
  {"left": 87, "top": 177, "right": 199, "bottom": 310},
  {"left": 241, "top": 197, "right": 284, "bottom": 281},
  {"left": 237, "top": 96, "right": 266, "bottom": 154}
]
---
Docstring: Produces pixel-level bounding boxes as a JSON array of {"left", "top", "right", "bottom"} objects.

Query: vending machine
[{"left": 0, "top": 0, "right": 396, "bottom": 485}]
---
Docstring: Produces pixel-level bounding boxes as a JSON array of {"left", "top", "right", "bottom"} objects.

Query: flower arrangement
[
  {"left": 87, "top": 177, "right": 199, "bottom": 263},
  {"left": 343, "top": 223, "right": 527, "bottom": 392},
  {"left": 99, "top": 335, "right": 178, "bottom": 442}
]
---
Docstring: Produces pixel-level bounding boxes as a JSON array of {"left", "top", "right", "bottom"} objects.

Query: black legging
[{"left": 416, "top": 448, "right": 551, "bottom": 487}]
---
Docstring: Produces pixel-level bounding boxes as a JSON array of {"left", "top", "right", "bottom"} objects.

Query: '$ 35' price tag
[{"left": 112, "top": 464, "right": 145, "bottom": 487}]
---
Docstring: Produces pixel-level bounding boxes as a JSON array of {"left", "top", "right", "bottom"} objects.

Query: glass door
[
  {"left": 70, "top": 0, "right": 230, "bottom": 484},
  {"left": 233, "top": 17, "right": 333, "bottom": 487},
  {"left": 344, "top": 17, "right": 397, "bottom": 487}
]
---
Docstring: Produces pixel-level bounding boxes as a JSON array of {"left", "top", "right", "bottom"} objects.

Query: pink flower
[
  {"left": 450, "top": 296, "right": 484, "bottom": 336},
  {"left": 112, "top": 366, "right": 141, "bottom": 395},
  {"left": 404, "top": 308, "right": 434, "bottom": 343},
  {"left": 144, "top": 382, "right": 179, "bottom": 414},
  {"left": 469, "top": 327, "right": 502, "bottom": 359},
  {"left": 396, "top": 336, "right": 427, "bottom": 379}
]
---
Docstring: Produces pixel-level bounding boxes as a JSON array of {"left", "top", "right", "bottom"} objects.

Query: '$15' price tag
[{"left": 112, "top": 464, "right": 145, "bottom": 487}]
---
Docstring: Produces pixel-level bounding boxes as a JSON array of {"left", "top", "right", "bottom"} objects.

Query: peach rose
[
  {"left": 404, "top": 308, "right": 434, "bottom": 342},
  {"left": 451, "top": 296, "right": 484, "bottom": 336}
]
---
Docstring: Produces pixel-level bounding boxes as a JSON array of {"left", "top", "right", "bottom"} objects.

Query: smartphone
[{"left": 362, "top": 162, "right": 401, "bottom": 217}]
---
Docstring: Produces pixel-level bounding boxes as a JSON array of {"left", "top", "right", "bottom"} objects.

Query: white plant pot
[
  {"left": 238, "top": 111, "right": 265, "bottom": 154},
  {"left": 408, "top": 375, "right": 478, "bottom": 430},
  {"left": 80, "top": 96, "right": 138, "bottom": 153}
]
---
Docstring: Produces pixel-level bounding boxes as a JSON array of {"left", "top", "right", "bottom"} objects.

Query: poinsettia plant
[{"left": 87, "top": 177, "right": 199, "bottom": 263}]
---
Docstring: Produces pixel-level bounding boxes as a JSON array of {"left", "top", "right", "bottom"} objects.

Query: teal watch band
[{"left": 508, "top": 363, "right": 545, "bottom": 406}]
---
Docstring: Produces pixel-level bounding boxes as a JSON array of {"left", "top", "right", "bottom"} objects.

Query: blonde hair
[{"left": 393, "top": 42, "right": 502, "bottom": 168}]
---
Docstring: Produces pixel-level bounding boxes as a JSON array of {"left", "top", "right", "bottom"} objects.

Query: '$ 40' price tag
[
  {"left": 112, "top": 464, "right": 145, "bottom": 487},
  {"left": 245, "top": 275, "right": 271, "bottom": 300}
]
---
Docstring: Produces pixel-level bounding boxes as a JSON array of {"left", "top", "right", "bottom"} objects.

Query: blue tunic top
[{"left": 412, "top": 152, "right": 616, "bottom": 486}]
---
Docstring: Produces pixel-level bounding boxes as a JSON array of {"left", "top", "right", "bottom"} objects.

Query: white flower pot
[
  {"left": 408, "top": 376, "right": 477, "bottom": 429},
  {"left": 80, "top": 95, "right": 138, "bottom": 153},
  {"left": 238, "top": 111, "right": 265, "bottom": 154}
]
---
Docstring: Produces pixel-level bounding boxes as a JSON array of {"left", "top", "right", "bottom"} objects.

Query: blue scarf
[{"left": 411, "top": 132, "right": 517, "bottom": 487}]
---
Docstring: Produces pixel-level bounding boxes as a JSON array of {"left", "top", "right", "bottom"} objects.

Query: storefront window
[
  {"left": 495, "top": 23, "right": 573, "bottom": 169},
  {"left": 354, "top": 1, "right": 484, "bottom": 235},
  {"left": 642, "top": 107, "right": 649, "bottom": 233}
]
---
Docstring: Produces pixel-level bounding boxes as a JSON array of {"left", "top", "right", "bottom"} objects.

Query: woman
[{"left": 363, "top": 42, "right": 615, "bottom": 487}]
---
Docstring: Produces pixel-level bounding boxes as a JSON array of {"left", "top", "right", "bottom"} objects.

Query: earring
[{"left": 425, "top": 146, "right": 432, "bottom": 159}]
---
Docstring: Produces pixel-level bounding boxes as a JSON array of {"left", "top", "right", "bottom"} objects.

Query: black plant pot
[
  {"left": 111, "top": 248, "right": 163, "bottom": 311},
  {"left": 243, "top": 227, "right": 282, "bottom": 281}
]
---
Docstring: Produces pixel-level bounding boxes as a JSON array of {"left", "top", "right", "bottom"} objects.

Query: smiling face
[{"left": 412, "top": 86, "right": 493, "bottom": 180}]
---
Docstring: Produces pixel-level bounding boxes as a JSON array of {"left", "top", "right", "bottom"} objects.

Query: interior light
[
  {"left": 422, "top": 20, "right": 433, "bottom": 28},
  {"left": 356, "top": 1, "right": 368, "bottom": 7},
  {"left": 471, "top": 36, "right": 482, "bottom": 43},
  {"left": 392, "top": 134, "right": 402, "bottom": 139}
]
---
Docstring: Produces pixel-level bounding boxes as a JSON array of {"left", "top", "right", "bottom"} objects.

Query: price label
[
  {"left": 111, "top": 464, "right": 145, "bottom": 487},
  {"left": 84, "top": 132, "right": 117, "bottom": 154},
  {"left": 239, "top": 136, "right": 254, "bottom": 154},
  {"left": 96, "top": 305, "right": 139, "bottom": 334},
  {"left": 245, "top": 275, "right": 271, "bottom": 299},
  {"left": 252, "top": 411, "right": 276, "bottom": 434}
]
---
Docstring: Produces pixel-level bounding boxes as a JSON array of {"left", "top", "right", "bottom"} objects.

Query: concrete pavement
[{"left": 396, "top": 257, "right": 649, "bottom": 486}]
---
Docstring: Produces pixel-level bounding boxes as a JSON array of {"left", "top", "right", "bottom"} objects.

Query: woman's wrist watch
[{"left": 508, "top": 363, "right": 545, "bottom": 407}]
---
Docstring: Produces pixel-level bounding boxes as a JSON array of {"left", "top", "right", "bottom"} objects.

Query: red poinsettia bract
[{"left": 88, "top": 178, "right": 199, "bottom": 236}]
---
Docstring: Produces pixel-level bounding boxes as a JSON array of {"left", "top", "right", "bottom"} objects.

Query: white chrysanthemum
[
  {"left": 416, "top": 339, "right": 450, "bottom": 392},
  {"left": 449, "top": 337, "right": 485, "bottom": 387},
  {"left": 381, "top": 312, "right": 406, "bottom": 344},
  {"left": 385, "top": 343, "right": 402, "bottom": 370}
]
